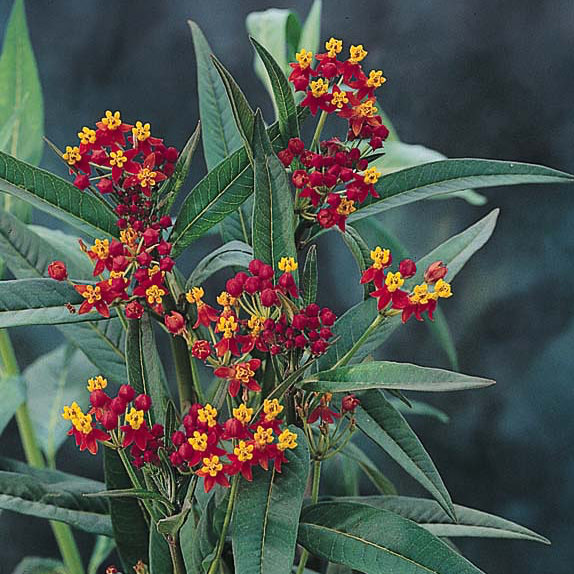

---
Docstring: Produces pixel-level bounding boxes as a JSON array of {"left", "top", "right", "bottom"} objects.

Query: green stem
[
  {"left": 296, "top": 460, "right": 322, "bottom": 574},
  {"left": 207, "top": 474, "right": 240, "bottom": 574},
  {"left": 0, "top": 329, "right": 85, "bottom": 574},
  {"left": 332, "top": 313, "right": 384, "bottom": 369},
  {"left": 168, "top": 534, "right": 186, "bottom": 574},
  {"left": 190, "top": 353, "right": 205, "bottom": 404},
  {"left": 170, "top": 336, "right": 196, "bottom": 411},
  {"left": 310, "top": 110, "right": 328, "bottom": 151}
]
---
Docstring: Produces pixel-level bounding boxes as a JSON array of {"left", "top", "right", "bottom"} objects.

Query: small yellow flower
[
  {"left": 325, "top": 37, "right": 343, "bottom": 58},
  {"left": 132, "top": 121, "right": 151, "bottom": 142},
  {"left": 101, "top": 110, "right": 122, "bottom": 130},
  {"left": 188, "top": 431, "right": 208, "bottom": 451},
  {"left": 125, "top": 407, "right": 145, "bottom": 431},
  {"left": 63, "top": 145, "right": 81, "bottom": 166},
  {"left": 363, "top": 167, "right": 381, "bottom": 185},
  {"left": 385, "top": 272, "right": 404, "bottom": 293},
  {"left": 77, "top": 127, "right": 96, "bottom": 145},
  {"left": 87, "top": 376, "right": 108, "bottom": 392},
  {"left": 278, "top": 256, "right": 298, "bottom": 273},
  {"left": 233, "top": 403, "right": 254, "bottom": 425},
  {"left": 310, "top": 78, "right": 329, "bottom": 98},
  {"left": 370, "top": 246, "right": 391, "bottom": 269},
  {"left": 295, "top": 48, "right": 313, "bottom": 69},
  {"left": 263, "top": 399, "right": 283, "bottom": 422},
  {"left": 234, "top": 441, "right": 255, "bottom": 462},
  {"left": 277, "top": 429, "right": 298, "bottom": 451},
  {"left": 349, "top": 44, "right": 367, "bottom": 64},
  {"left": 367, "top": 70, "right": 386, "bottom": 88}
]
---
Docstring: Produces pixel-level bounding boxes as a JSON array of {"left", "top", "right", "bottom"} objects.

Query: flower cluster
[
  {"left": 280, "top": 38, "right": 390, "bottom": 231},
  {"left": 361, "top": 247, "right": 453, "bottom": 322},
  {"left": 169, "top": 399, "right": 298, "bottom": 492}
]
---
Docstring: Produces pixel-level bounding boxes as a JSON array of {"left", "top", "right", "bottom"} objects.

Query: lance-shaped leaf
[
  {"left": 104, "top": 449, "right": 149, "bottom": 570},
  {"left": 340, "top": 495, "right": 549, "bottom": 544},
  {"left": 317, "top": 210, "right": 499, "bottom": 371},
  {"left": 302, "top": 244, "right": 317, "bottom": 305},
  {"left": 0, "top": 0, "right": 44, "bottom": 165},
  {"left": 251, "top": 37, "right": 299, "bottom": 144},
  {"left": 211, "top": 56, "right": 255, "bottom": 157},
  {"left": 0, "top": 456, "right": 111, "bottom": 536},
  {"left": 12, "top": 557, "right": 65, "bottom": 574},
  {"left": 298, "top": 0, "right": 322, "bottom": 58},
  {"left": 169, "top": 110, "right": 307, "bottom": 257},
  {"left": 186, "top": 240, "right": 253, "bottom": 288},
  {"left": 232, "top": 427, "right": 309, "bottom": 574},
  {"left": 0, "top": 150, "right": 119, "bottom": 238},
  {"left": 298, "top": 501, "right": 485, "bottom": 574},
  {"left": 0, "top": 375, "right": 25, "bottom": 436},
  {"left": 349, "top": 158, "right": 574, "bottom": 222},
  {"left": 126, "top": 313, "right": 170, "bottom": 423},
  {"left": 390, "top": 397, "right": 450, "bottom": 424},
  {"left": 353, "top": 390, "right": 455, "bottom": 519},
  {"left": 149, "top": 527, "right": 172, "bottom": 574},
  {"left": 303, "top": 361, "right": 494, "bottom": 393},
  {"left": 0, "top": 278, "right": 114, "bottom": 327},
  {"left": 87, "top": 536, "right": 116, "bottom": 574},
  {"left": 252, "top": 109, "right": 297, "bottom": 272}
]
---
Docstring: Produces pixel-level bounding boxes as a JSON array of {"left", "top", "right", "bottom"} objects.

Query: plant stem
[
  {"left": 170, "top": 335, "right": 196, "bottom": 411},
  {"left": 207, "top": 474, "right": 240, "bottom": 574},
  {"left": 296, "top": 460, "right": 322, "bottom": 574},
  {"left": 168, "top": 535, "right": 186, "bottom": 574},
  {"left": 332, "top": 313, "right": 384, "bottom": 369},
  {"left": 310, "top": 110, "right": 328, "bottom": 151},
  {"left": 190, "top": 352, "right": 205, "bottom": 404},
  {"left": 0, "top": 329, "right": 85, "bottom": 574}
]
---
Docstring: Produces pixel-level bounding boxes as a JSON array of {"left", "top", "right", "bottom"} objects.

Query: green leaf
[
  {"left": 322, "top": 451, "right": 360, "bottom": 496},
  {"left": 389, "top": 398, "right": 450, "bottom": 424},
  {"left": 149, "top": 527, "right": 172, "bottom": 574},
  {"left": 12, "top": 557, "right": 65, "bottom": 574},
  {"left": 232, "top": 427, "right": 309, "bottom": 574},
  {"left": 252, "top": 110, "right": 297, "bottom": 272},
  {"left": 104, "top": 448, "right": 149, "bottom": 570},
  {"left": 0, "top": 456, "right": 111, "bottom": 536},
  {"left": 0, "top": 277, "right": 113, "bottom": 327},
  {"left": 340, "top": 225, "right": 372, "bottom": 300},
  {"left": 189, "top": 21, "right": 243, "bottom": 170},
  {"left": 373, "top": 142, "right": 487, "bottom": 206},
  {"left": 0, "top": 150, "right": 119, "bottom": 238},
  {"left": 169, "top": 110, "right": 307, "bottom": 257},
  {"left": 317, "top": 210, "right": 499, "bottom": 371},
  {"left": 126, "top": 312, "right": 170, "bottom": 423},
  {"left": 186, "top": 240, "right": 253, "bottom": 288},
  {"left": 298, "top": 0, "right": 322, "bottom": 58},
  {"left": 350, "top": 159, "right": 574, "bottom": 222},
  {"left": 302, "top": 244, "right": 317, "bottom": 305},
  {"left": 251, "top": 37, "right": 299, "bottom": 144},
  {"left": 0, "top": 0, "right": 44, "bottom": 165},
  {"left": 0, "top": 375, "right": 25, "bottom": 435},
  {"left": 87, "top": 536, "right": 116, "bottom": 574},
  {"left": 354, "top": 390, "right": 455, "bottom": 519},
  {"left": 211, "top": 56, "right": 255, "bottom": 158},
  {"left": 298, "top": 501, "right": 485, "bottom": 574},
  {"left": 24, "top": 344, "right": 96, "bottom": 461},
  {"left": 159, "top": 122, "right": 201, "bottom": 213},
  {"left": 345, "top": 495, "right": 550, "bottom": 544},
  {"left": 303, "top": 361, "right": 494, "bottom": 393}
]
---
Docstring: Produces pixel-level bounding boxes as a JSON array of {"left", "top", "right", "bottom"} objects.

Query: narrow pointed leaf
[
  {"left": 252, "top": 110, "right": 297, "bottom": 272},
  {"left": 232, "top": 427, "right": 309, "bottom": 574},
  {"left": 0, "top": 375, "right": 25, "bottom": 436},
  {"left": 0, "top": 456, "right": 111, "bottom": 536},
  {"left": 298, "top": 0, "right": 322, "bottom": 58},
  {"left": 350, "top": 159, "right": 574, "bottom": 222},
  {"left": 87, "top": 536, "right": 116, "bottom": 574},
  {"left": 12, "top": 558, "right": 65, "bottom": 574},
  {"left": 302, "top": 244, "right": 317, "bottom": 305},
  {"left": 354, "top": 390, "right": 455, "bottom": 519},
  {"left": 298, "top": 501, "right": 485, "bottom": 574},
  {"left": 390, "top": 398, "right": 450, "bottom": 424},
  {"left": 149, "top": 527, "right": 172, "bottom": 574}
]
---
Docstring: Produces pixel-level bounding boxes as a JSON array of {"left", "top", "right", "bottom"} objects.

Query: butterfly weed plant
[{"left": 0, "top": 2, "right": 572, "bottom": 574}]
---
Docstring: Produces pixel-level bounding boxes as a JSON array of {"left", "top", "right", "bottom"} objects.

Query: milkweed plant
[{"left": 0, "top": 2, "right": 571, "bottom": 574}]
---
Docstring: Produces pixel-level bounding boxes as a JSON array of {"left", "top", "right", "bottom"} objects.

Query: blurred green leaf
[
  {"left": 298, "top": 501, "right": 485, "bottom": 573},
  {"left": 252, "top": 110, "right": 297, "bottom": 272},
  {"left": 0, "top": 150, "right": 119, "bottom": 239},
  {"left": 298, "top": 0, "right": 322, "bottom": 58},
  {"left": 12, "top": 557, "right": 65, "bottom": 574},
  {"left": 0, "top": 0, "right": 44, "bottom": 165},
  {"left": 0, "top": 456, "right": 111, "bottom": 536},
  {"left": 232, "top": 427, "right": 309, "bottom": 574},
  {"left": 149, "top": 527, "right": 172, "bottom": 574},
  {"left": 87, "top": 536, "right": 116, "bottom": 574},
  {"left": 0, "top": 375, "right": 25, "bottom": 436},
  {"left": 389, "top": 397, "right": 450, "bottom": 424}
]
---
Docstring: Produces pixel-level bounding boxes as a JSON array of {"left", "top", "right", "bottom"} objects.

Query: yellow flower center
[
  {"left": 148, "top": 265, "right": 162, "bottom": 278},
  {"left": 90, "top": 238, "right": 110, "bottom": 260},
  {"left": 278, "top": 256, "right": 298, "bottom": 272},
  {"left": 77, "top": 127, "right": 96, "bottom": 145},
  {"left": 367, "top": 70, "right": 386, "bottom": 88},
  {"left": 137, "top": 167, "right": 157, "bottom": 188},
  {"left": 125, "top": 407, "right": 145, "bottom": 431},
  {"left": 433, "top": 279, "right": 452, "bottom": 299},
  {"left": 336, "top": 197, "right": 356, "bottom": 215},
  {"left": 120, "top": 227, "right": 138, "bottom": 248},
  {"left": 200, "top": 455, "right": 223, "bottom": 477},
  {"left": 233, "top": 403, "right": 254, "bottom": 425},
  {"left": 263, "top": 399, "right": 283, "bottom": 422},
  {"left": 331, "top": 90, "right": 349, "bottom": 109},
  {"left": 356, "top": 100, "right": 378, "bottom": 117},
  {"left": 410, "top": 283, "right": 430, "bottom": 305},
  {"left": 63, "top": 146, "right": 82, "bottom": 166},
  {"left": 132, "top": 121, "right": 151, "bottom": 142},
  {"left": 235, "top": 363, "right": 255, "bottom": 384},
  {"left": 217, "top": 315, "right": 238, "bottom": 339},
  {"left": 186, "top": 286, "right": 204, "bottom": 305},
  {"left": 188, "top": 431, "right": 208, "bottom": 451},
  {"left": 217, "top": 291, "right": 236, "bottom": 308},
  {"left": 254, "top": 425, "right": 274, "bottom": 447},
  {"left": 87, "top": 376, "right": 108, "bottom": 392},
  {"left": 109, "top": 150, "right": 127, "bottom": 168},
  {"left": 325, "top": 37, "right": 343, "bottom": 58},
  {"left": 310, "top": 78, "right": 329, "bottom": 98},
  {"left": 145, "top": 285, "right": 166, "bottom": 305},
  {"left": 81, "top": 285, "right": 102, "bottom": 304},
  {"left": 349, "top": 44, "right": 367, "bottom": 64},
  {"left": 102, "top": 110, "right": 122, "bottom": 130},
  {"left": 198, "top": 404, "right": 218, "bottom": 428},
  {"left": 295, "top": 48, "right": 313, "bottom": 69},
  {"left": 385, "top": 271, "right": 404, "bottom": 293},
  {"left": 247, "top": 315, "right": 265, "bottom": 337},
  {"left": 370, "top": 246, "right": 391, "bottom": 269},
  {"left": 277, "top": 429, "right": 298, "bottom": 451},
  {"left": 363, "top": 167, "right": 381, "bottom": 185},
  {"left": 234, "top": 440, "right": 254, "bottom": 462}
]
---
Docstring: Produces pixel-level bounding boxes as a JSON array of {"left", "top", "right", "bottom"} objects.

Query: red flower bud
[
  {"left": 225, "top": 278, "right": 243, "bottom": 298},
  {"left": 169, "top": 451, "right": 183, "bottom": 466},
  {"left": 291, "top": 314, "right": 307, "bottom": 330},
  {"left": 294, "top": 334, "right": 307, "bottom": 348},
  {"left": 165, "top": 146, "right": 179, "bottom": 163},
  {"left": 192, "top": 340, "right": 212, "bottom": 361},
  {"left": 342, "top": 394, "right": 360, "bottom": 413},
  {"left": 125, "top": 300, "right": 144, "bottom": 319},
  {"left": 399, "top": 259, "right": 417, "bottom": 278},
  {"left": 157, "top": 240, "right": 172, "bottom": 256},
  {"left": 320, "top": 308, "right": 336, "bottom": 326},
  {"left": 90, "top": 389, "right": 109, "bottom": 409},
  {"left": 142, "top": 227, "right": 160, "bottom": 247},
  {"left": 310, "top": 340, "right": 328, "bottom": 354},
  {"left": 292, "top": 170, "right": 309, "bottom": 189},
  {"left": 309, "top": 171, "right": 324, "bottom": 187},
  {"left": 171, "top": 430, "right": 186, "bottom": 446},
  {"left": 305, "top": 303, "right": 320, "bottom": 317},
  {"left": 258, "top": 263, "right": 274, "bottom": 280},
  {"left": 160, "top": 256, "right": 175, "bottom": 272},
  {"left": 151, "top": 423, "right": 164, "bottom": 437},
  {"left": 244, "top": 276, "right": 261, "bottom": 295},
  {"left": 134, "top": 394, "right": 152, "bottom": 412},
  {"left": 48, "top": 261, "right": 68, "bottom": 281},
  {"left": 287, "top": 137, "right": 305, "bottom": 155},
  {"left": 97, "top": 178, "right": 114, "bottom": 194},
  {"left": 101, "top": 411, "right": 119, "bottom": 430},
  {"left": 249, "top": 259, "right": 263, "bottom": 275},
  {"left": 74, "top": 173, "right": 90, "bottom": 190},
  {"left": 260, "top": 288, "right": 279, "bottom": 307},
  {"left": 136, "top": 251, "right": 153, "bottom": 266},
  {"left": 110, "top": 397, "right": 127, "bottom": 415},
  {"left": 369, "top": 136, "right": 383, "bottom": 150},
  {"left": 165, "top": 311, "right": 186, "bottom": 336},
  {"left": 375, "top": 124, "right": 390, "bottom": 140},
  {"left": 159, "top": 215, "right": 172, "bottom": 228},
  {"left": 118, "top": 384, "right": 136, "bottom": 402},
  {"left": 278, "top": 149, "right": 294, "bottom": 167},
  {"left": 424, "top": 261, "right": 448, "bottom": 284}
]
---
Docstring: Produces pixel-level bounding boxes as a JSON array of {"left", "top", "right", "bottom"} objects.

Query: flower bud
[
  {"left": 292, "top": 170, "right": 309, "bottom": 189},
  {"left": 171, "top": 430, "right": 186, "bottom": 446},
  {"left": 165, "top": 147, "right": 179, "bottom": 163},
  {"left": 305, "top": 303, "right": 320, "bottom": 317},
  {"left": 320, "top": 307, "right": 336, "bottom": 326},
  {"left": 74, "top": 173, "right": 90, "bottom": 190},
  {"left": 97, "top": 178, "right": 113, "bottom": 194},
  {"left": 244, "top": 276, "right": 261, "bottom": 295},
  {"left": 287, "top": 137, "right": 305, "bottom": 155},
  {"left": 342, "top": 394, "right": 360, "bottom": 413},
  {"left": 160, "top": 256, "right": 175, "bottom": 272},
  {"left": 399, "top": 259, "right": 417, "bottom": 278},
  {"left": 424, "top": 261, "right": 448, "bottom": 284},
  {"left": 101, "top": 410, "right": 119, "bottom": 430},
  {"left": 118, "top": 384, "right": 136, "bottom": 402},
  {"left": 134, "top": 394, "right": 152, "bottom": 412},
  {"left": 260, "top": 288, "right": 279, "bottom": 307},
  {"left": 48, "top": 261, "right": 68, "bottom": 281},
  {"left": 159, "top": 215, "right": 172, "bottom": 229},
  {"left": 258, "top": 263, "right": 274, "bottom": 280},
  {"left": 151, "top": 423, "right": 164, "bottom": 438},
  {"left": 142, "top": 227, "right": 159, "bottom": 247},
  {"left": 225, "top": 278, "right": 243, "bottom": 297},
  {"left": 90, "top": 389, "right": 109, "bottom": 409},
  {"left": 248, "top": 259, "right": 263, "bottom": 275},
  {"left": 192, "top": 339, "right": 211, "bottom": 360},
  {"left": 125, "top": 300, "right": 144, "bottom": 319},
  {"left": 277, "top": 149, "right": 294, "bottom": 167},
  {"left": 110, "top": 397, "right": 127, "bottom": 415},
  {"left": 291, "top": 314, "right": 307, "bottom": 330},
  {"left": 165, "top": 311, "right": 186, "bottom": 336},
  {"left": 310, "top": 340, "right": 328, "bottom": 354},
  {"left": 169, "top": 451, "right": 183, "bottom": 466}
]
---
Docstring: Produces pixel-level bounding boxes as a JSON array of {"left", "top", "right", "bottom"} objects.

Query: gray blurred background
[{"left": 1, "top": 1, "right": 573, "bottom": 573}]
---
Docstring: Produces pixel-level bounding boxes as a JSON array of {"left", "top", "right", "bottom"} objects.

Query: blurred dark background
[{"left": 1, "top": 1, "right": 573, "bottom": 573}]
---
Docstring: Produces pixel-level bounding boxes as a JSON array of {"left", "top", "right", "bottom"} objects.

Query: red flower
[
  {"left": 120, "top": 407, "right": 154, "bottom": 450},
  {"left": 48, "top": 261, "right": 68, "bottom": 281},
  {"left": 191, "top": 339, "right": 212, "bottom": 361},
  {"left": 308, "top": 393, "right": 340, "bottom": 425},
  {"left": 165, "top": 311, "right": 186, "bottom": 336},
  {"left": 370, "top": 271, "right": 410, "bottom": 311},
  {"left": 214, "top": 359, "right": 261, "bottom": 398},
  {"left": 196, "top": 455, "right": 231, "bottom": 493}
]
